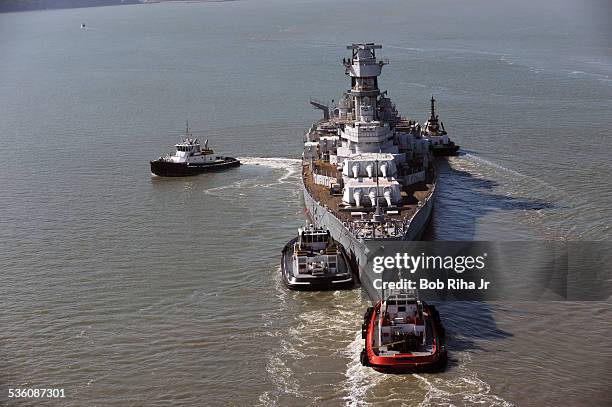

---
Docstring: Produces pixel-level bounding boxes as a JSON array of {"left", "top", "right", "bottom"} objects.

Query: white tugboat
[
  {"left": 302, "top": 43, "right": 437, "bottom": 300},
  {"left": 421, "top": 96, "right": 459, "bottom": 156},
  {"left": 150, "top": 122, "right": 240, "bottom": 177},
  {"left": 281, "top": 224, "right": 354, "bottom": 290}
]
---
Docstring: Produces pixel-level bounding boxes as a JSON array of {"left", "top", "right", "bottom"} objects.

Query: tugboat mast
[
  {"left": 426, "top": 95, "right": 442, "bottom": 135},
  {"left": 429, "top": 95, "right": 436, "bottom": 122}
]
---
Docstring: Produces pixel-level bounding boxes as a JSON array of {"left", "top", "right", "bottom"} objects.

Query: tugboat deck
[
  {"left": 373, "top": 312, "right": 435, "bottom": 357},
  {"left": 280, "top": 227, "right": 355, "bottom": 291}
]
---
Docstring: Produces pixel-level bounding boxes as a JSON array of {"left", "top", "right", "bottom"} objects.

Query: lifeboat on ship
[{"left": 360, "top": 290, "right": 447, "bottom": 373}]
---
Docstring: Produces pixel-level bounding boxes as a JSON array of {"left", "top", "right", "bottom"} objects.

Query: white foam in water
[
  {"left": 461, "top": 152, "right": 531, "bottom": 181},
  {"left": 264, "top": 354, "right": 302, "bottom": 396},
  {"left": 203, "top": 178, "right": 253, "bottom": 195},
  {"left": 414, "top": 352, "right": 513, "bottom": 407},
  {"left": 386, "top": 44, "right": 425, "bottom": 53},
  {"left": 238, "top": 157, "right": 302, "bottom": 174},
  {"left": 258, "top": 269, "right": 304, "bottom": 405},
  {"left": 341, "top": 332, "right": 390, "bottom": 407},
  {"left": 238, "top": 156, "right": 301, "bottom": 184},
  {"left": 203, "top": 157, "right": 301, "bottom": 198}
]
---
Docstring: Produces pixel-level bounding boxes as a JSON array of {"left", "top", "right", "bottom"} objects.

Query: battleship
[
  {"left": 150, "top": 122, "right": 240, "bottom": 177},
  {"left": 302, "top": 43, "right": 436, "bottom": 301}
]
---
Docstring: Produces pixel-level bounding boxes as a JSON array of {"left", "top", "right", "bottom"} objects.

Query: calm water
[{"left": 1, "top": 0, "right": 611, "bottom": 406}]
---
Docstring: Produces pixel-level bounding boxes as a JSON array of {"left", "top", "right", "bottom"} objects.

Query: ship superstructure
[{"left": 302, "top": 43, "right": 437, "bottom": 300}]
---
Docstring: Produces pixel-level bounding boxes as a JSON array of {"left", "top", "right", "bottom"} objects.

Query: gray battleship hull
[{"left": 302, "top": 183, "right": 435, "bottom": 302}]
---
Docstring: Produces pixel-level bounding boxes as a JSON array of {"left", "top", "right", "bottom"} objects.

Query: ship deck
[{"left": 302, "top": 160, "right": 435, "bottom": 224}]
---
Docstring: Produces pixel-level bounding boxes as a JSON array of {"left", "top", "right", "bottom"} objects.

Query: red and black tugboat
[{"left": 360, "top": 290, "right": 447, "bottom": 373}]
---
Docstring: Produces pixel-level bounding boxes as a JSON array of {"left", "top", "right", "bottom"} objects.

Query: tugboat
[
  {"left": 150, "top": 122, "right": 240, "bottom": 177},
  {"left": 421, "top": 96, "right": 459, "bottom": 156},
  {"left": 360, "top": 290, "right": 447, "bottom": 373},
  {"left": 281, "top": 224, "right": 355, "bottom": 290}
]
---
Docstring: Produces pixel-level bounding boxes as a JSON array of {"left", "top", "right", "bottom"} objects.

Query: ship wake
[
  {"left": 340, "top": 331, "right": 512, "bottom": 406},
  {"left": 237, "top": 157, "right": 301, "bottom": 186},
  {"left": 413, "top": 351, "right": 513, "bottom": 407},
  {"left": 444, "top": 152, "right": 599, "bottom": 239}
]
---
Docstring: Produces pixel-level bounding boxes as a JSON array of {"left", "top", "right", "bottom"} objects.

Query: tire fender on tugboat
[
  {"left": 360, "top": 348, "right": 370, "bottom": 367},
  {"left": 362, "top": 306, "right": 374, "bottom": 339},
  {"left": 429, "top": 305, "right": 446, "bottom": 340}
]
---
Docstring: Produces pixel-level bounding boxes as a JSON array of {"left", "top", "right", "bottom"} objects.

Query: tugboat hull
[
  {"left": 150, "top": 157, "right": 240, "bottom": 177},
  {"left": 364, "top": 351, "right": 448, "bottom": 374},
  {"left": 430, "top": 143, "right": 460, "bottom": 157},
  {"left": 281, "top": 237, "right": 355, "bottom": 291}
]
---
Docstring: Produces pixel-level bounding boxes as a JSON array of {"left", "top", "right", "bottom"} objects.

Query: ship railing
[
  {"left": 311, "top": 165, "right": 341, "bottom": 179},
  {"left": 353, "top": 58, "right": 389, "bottom": 66},
  {"left": 350, "top": 219, "right": 405, "bottom": 239}
]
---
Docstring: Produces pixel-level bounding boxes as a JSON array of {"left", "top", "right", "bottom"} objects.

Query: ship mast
[
  {"left": 427, "top": 95, "right": 440, "bottom": 133},
  {"left": 429, "top": 95, "right": 436, "bottom": 122}
]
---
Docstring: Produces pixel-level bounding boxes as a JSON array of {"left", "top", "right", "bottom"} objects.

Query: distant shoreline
[
  {"left": 0, "top": 1, "right": 140, "bottom": 14},
  {"left": 0, "top": 0, "right": 234, "bottom": 14}
]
